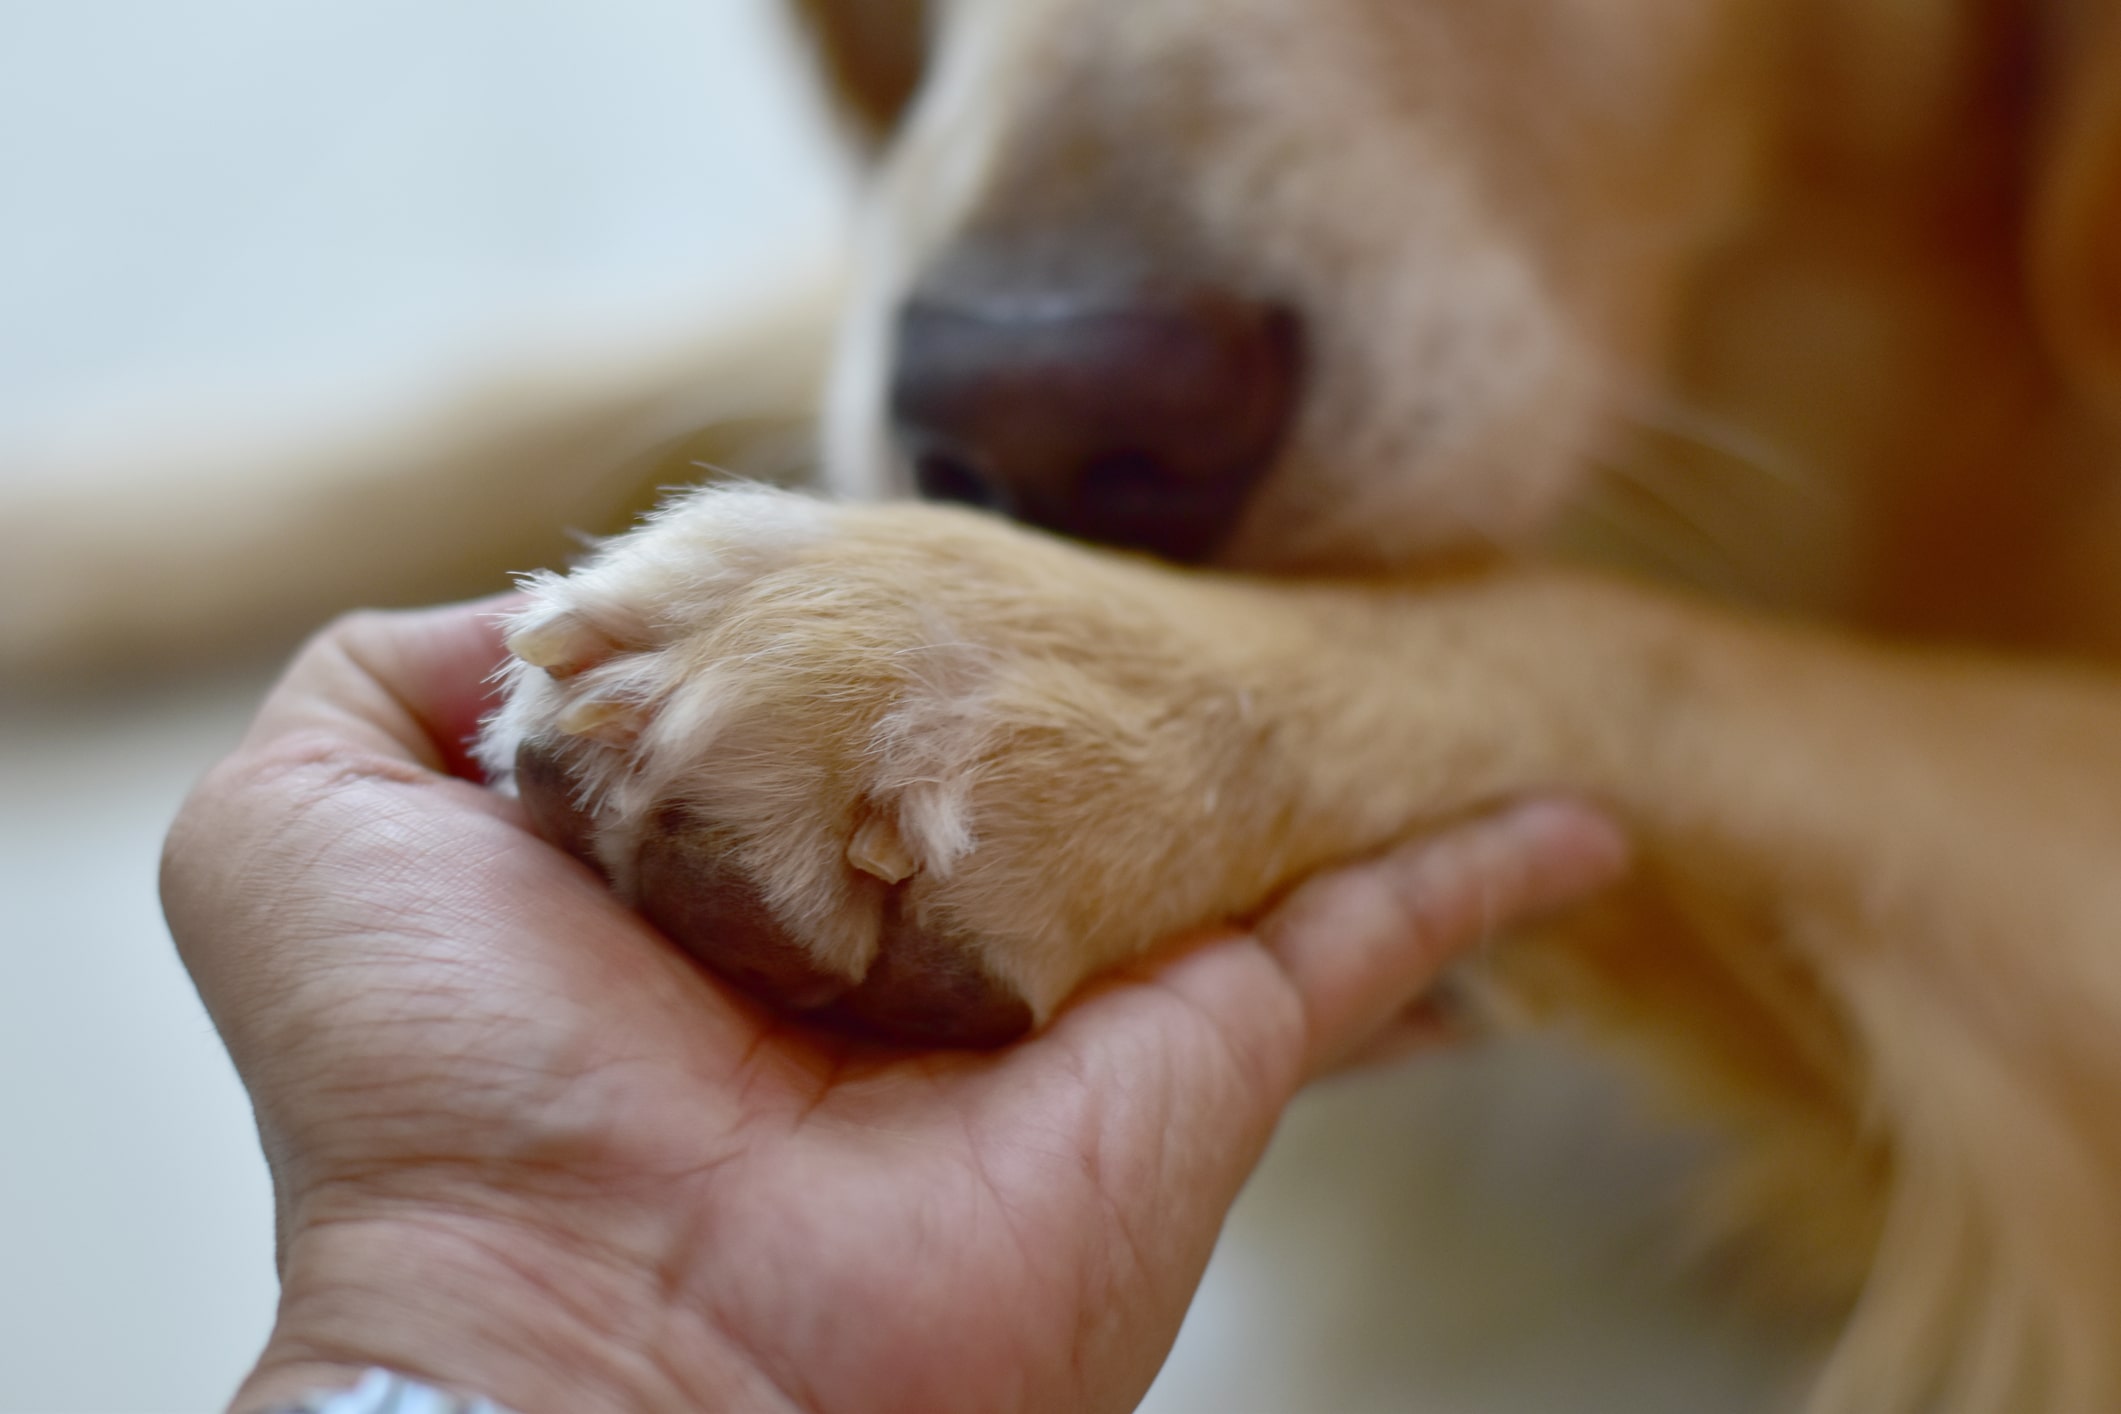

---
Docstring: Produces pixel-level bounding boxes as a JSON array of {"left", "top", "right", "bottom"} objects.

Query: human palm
[{"left": 163, "top": 600, "right": 1622, "bottom": 1414}]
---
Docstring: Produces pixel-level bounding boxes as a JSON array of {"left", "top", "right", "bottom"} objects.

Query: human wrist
[{"left": 232, "top": 1203, "right": 796, "bottom": 1414}]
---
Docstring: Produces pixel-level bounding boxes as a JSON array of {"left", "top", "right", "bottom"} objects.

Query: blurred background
[{"left": 0, "top": 3, "right": 1807, "bottom": 1409}]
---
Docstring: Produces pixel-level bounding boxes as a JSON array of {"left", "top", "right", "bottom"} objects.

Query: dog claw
[
  {"left": 506, "top": 611, "right": 622, "bottom": 678},
  {"left": 847, "top": 814, "right": 918, "bottom": 884},
  {"left": 555, "top": 697, "right": 643, "bottom": 745}
]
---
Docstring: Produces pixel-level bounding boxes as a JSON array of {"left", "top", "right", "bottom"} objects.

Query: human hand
[{"left": 162, "top": 599, "right": 1626, "bottom": 1414}]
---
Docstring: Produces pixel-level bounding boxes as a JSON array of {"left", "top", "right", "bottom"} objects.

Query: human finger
[
  {"left": 1257, "top": 798, "right": 1630, "bottom": 1077},
  {"left": 245, "top": 595, "right": 522, "bottom": 778}
]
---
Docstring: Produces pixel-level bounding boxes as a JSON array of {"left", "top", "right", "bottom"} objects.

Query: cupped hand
[{"left": 162, "top": 599, "right": 1626, "bottom": 1414}]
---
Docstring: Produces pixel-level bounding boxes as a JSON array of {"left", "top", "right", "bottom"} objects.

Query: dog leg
[
  {"left": 0, "top": 268, "right": 839, "bottom": 681},
  {"left": 476, "top": 485, "right": 2121, "bottom": 1041}
]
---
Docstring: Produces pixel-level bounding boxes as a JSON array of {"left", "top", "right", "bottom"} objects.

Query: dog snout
[{"left": 888, "top": 284, "right": 1302, "bottom": 562}]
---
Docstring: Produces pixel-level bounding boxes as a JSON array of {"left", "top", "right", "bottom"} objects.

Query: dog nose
[{"left": 889, "top": 287, "right": 1302, "bottom": 561}]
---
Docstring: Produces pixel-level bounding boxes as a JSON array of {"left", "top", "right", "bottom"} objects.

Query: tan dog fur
[{"left": 477, "top": 2, "right": 2121, "bottom": 1409}]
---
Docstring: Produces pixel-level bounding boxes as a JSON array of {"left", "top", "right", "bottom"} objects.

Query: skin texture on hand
[{"left": 161, "top": 598, "right": 1627, "bottom": 1414}]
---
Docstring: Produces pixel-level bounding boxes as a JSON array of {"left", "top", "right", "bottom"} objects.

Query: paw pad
[{"left": 512, "top": 736, "right": 1033, "bottom": 1049}]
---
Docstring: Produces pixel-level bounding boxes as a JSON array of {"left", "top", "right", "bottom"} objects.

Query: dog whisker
[{"left": 1552, "top": 476, "right": 1754, "bottom": 592}]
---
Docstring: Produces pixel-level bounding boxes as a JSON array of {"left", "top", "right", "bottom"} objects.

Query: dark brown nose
[{"left": 888, "top": 285, "right": 1302, "bottom": 562}]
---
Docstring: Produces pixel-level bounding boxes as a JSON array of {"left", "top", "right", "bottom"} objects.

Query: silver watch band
[{"left": 260, "top": 1367, "right": 518, "bottom": 1414}]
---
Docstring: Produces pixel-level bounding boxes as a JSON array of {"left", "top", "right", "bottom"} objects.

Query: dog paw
[{"left": 477, "top": 486, "right": 1284, "bottom": 1046}]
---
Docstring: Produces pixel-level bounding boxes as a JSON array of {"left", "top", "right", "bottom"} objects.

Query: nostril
[{"left": 913, "top": 450, "right": 1007, "bottom": 512}]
